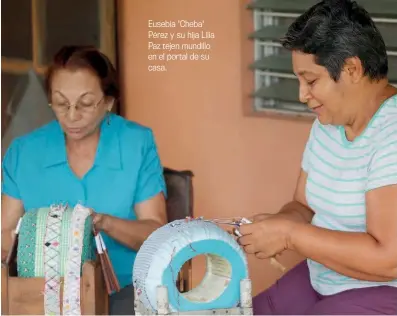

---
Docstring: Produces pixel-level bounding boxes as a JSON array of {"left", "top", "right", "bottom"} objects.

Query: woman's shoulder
[
  {"left": 113, "top": 114, "right": 151, "bottom": 132},
  {"left": 370, "top": 95, "right": 397, "bottom": 136},
  {"left": 111, "top": 114, "right": 156, "bottom": 144},
  {"left": 6, "top": 120, "right": 60, "bottom": 154}
]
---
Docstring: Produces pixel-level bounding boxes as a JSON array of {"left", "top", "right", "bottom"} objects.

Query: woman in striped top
[{"left": 238, "top": 0, "right": 397, "bottom": 314}]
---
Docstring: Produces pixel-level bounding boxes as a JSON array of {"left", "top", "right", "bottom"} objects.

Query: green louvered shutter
[{"left": 247, "top": 0, "right": 397, "bottom": 116}]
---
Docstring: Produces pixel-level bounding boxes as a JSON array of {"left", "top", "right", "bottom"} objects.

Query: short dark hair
[
  {"left": 280, "top": 0, "right": 388, "bottom": 81},
  {"left": 45, "top": 45, "right": 119, "bottom": 100}
]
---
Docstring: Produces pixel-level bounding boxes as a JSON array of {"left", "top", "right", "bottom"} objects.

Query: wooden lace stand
[
  {"left": 1, "top": 230, "right": 109, "bottom": 316},
  {"left": 1, "top": 259, "right": 109, "bottom": 315}
]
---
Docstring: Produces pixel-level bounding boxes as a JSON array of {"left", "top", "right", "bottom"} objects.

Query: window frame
[
  {"left": 1, "top": 0, "right": 117, "bottom": 76},
  {"left": 247, "top": 0, "right": 397, "bottom": 120},
  {"left": 1, "top": 0, "right": 119, "bottom": 137}
]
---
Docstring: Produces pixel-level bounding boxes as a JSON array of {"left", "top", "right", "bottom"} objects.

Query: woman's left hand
[
  {"left": 91, "top": 211, "right": 110, "bottom": 232},
  {"left": 238, "top": 216, "right": 297, "bottom": 259}
]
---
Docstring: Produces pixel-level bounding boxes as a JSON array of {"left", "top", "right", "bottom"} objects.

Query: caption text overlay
[{"left": 147, "top": 20, "right": 215, "bottom": 72}]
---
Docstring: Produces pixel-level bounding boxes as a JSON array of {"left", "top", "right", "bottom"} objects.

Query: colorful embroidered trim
[
  {"left": 62, "top": 204, "right": 91, "bottom": 315},
  {"left": 17, "top": 211, "right": 36, "bottom": 277},
  {"left": 43, "top": 204, "right": 66, "bottom": 316},
  {"left": 19, "top": 207, "right": 94, "bottom": 278},
  {"left": 35, "top": 207, "right": 50, "bottom": 276}
]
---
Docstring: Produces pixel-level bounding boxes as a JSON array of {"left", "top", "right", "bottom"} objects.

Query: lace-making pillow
[{"left": 17, "top": 206, "right": 95, "bottom": 278}]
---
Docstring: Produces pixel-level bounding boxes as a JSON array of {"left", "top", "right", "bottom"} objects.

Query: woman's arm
[
  {"left": 1, "top": 139, "right": 24, "bottom": 259},
  {"left": 1, "top": 195, "right": 24, "bottom": 260},
  {"left": 253, "top": 170, "right": 314, "bottom": 224},
  {"left": 290, "top": 184, "right": 397, "bottom": 280},
  {"left": 290, "top": 134, "right": 397, "bottom": 280},
  {"left": 93, "top": 193, "right": 167, "bottom": 251},
  {"left": 279, "top": 170, "right": 314, "bottom": 223},
  {"left": 92, "top": 127, "right": 167, "bottom": 250},
  {"left": 239, "top": 172, "right": 397, "bottom": 281}
]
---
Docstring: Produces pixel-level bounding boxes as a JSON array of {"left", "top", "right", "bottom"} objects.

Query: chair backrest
[
  {"left": 163, "top": 167, "right": 194, "bottom": 222},
  {"left": 163, "top": 167, "right": 194, "bottom": 293}
]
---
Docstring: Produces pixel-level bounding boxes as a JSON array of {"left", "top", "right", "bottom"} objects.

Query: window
[
  {"left": 1, "top": 0, "right": 118, "bottom": 137},
  {"left": 247, "top": 0, "right": 397, "bottom": 117}
]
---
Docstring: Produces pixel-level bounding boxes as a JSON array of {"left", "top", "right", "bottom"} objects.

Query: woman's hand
[
  {"left": 91, "top": 211, "right": 110, "bottom": 231},
  {"left": 238, "top": 215, "right": 299, "bottom": 259},
  {"left": 87, "top": 193, "right": 167, "bottom": 251},
  {"left": 1, "top": 229, "right": 16, "bottom": 263}
]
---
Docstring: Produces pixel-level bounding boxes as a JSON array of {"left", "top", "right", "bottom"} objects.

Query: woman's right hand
[
  {"left": 1, "top": 249, "right": 8, "bottom": 262},
  {"left": 1, "top": 194, "right": 24, "bottom": 262},
  {"left": 243, "top": 211, "right": 299, "bottom": 257},
  {"left": 1, "top": 229, "right": 16, "bottom": 263}
]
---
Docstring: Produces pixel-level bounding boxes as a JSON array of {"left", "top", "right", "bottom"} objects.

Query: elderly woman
[
  {"left": 1, "top": 46, "right": 167, "bottom": 315},
  {"left": 239, "top": 0, "right": 397, "bottom": 315}
]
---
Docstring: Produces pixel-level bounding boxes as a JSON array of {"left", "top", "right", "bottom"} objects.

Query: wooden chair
[
  {"left": 1, "top": 247, "right": 108, "bottom": 315},
  {"left": 163, "top": 167, "right": 194, "bottom": 293}
]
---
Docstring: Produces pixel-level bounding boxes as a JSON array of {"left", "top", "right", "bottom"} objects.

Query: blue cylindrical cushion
[{"left": 133, "top": 219, "right": 249, "bottom": 312}]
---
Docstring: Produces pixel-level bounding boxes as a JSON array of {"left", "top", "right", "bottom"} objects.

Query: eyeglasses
[{"left": 49, "top": 96, "right": 104, "bottom": 114}]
